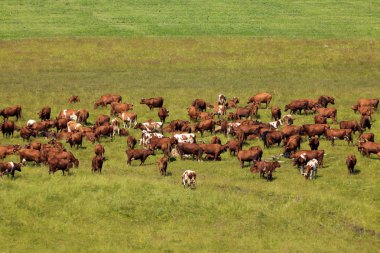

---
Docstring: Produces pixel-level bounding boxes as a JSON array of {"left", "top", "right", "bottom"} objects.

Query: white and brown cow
[
  {"left": 140, "top": 130, "right": 164, "bottom": 147},
  {"left": 67, "top": 121, "right": 83, "bottom": 133},
  {"left": 135, "top": 121, "right": 163, "bottom": 133},
  {"left": 173, "top": 133, "right": 196, "bottom": 143},
  {"left": 118, "top": 112, "right": 137, "bottom": 128},
  {"left": 182, "top": 170, "right": 196, "bottom": 188}
]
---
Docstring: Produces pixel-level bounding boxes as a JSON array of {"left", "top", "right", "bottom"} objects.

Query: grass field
[{"left": 0, "top": 1, "right": 379, "bottom": 252}]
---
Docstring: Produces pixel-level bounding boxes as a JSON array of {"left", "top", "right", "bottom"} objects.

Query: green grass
[
  {"left": 0, "top": 38, "right": 379, "bottom": 252},
  {"left": 0, "top": 0, "right": 379, "bottom": 39}
]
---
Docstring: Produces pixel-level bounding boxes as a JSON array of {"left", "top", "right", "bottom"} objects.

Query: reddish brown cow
[
  {"left": 210, "top": 136, "right": 221, "bottom": 145},
  {"left": 158, "top": 107, "right": 169, "bottom": 123},
  {"left": 92, "top": 155, "right": 105, "bottom": 174},
  {"left": 314, "top": 115, "right": 327, "bottom": 124},
  {"left": 56, "top": 131, "right": 72, "bottom": 141},
  {"left": 0, "top": 145, "right": 20, "bottom": 159},
  {"left": 78, "top": 109, "right": 89, "bottom": 124},
  {"left": 290, "top": 150, "right": 325, "bottom": 168},
  {"left": 357, "top": 98, "right": 379, "bottom": 110},
  {"left": 340, "top": 120, "right": 362, "bottom": 134},
  {"left": 225, "top": 139, "right": 242, "bottom": 156},
  {"left": 360, "top": 116, "right": 371, "bottom": 131},
  {"left": 20, "top": 127, "right": 37, "bottom": 141},
  {"left": 318, "top": 95, "right": 335, "bottom": 108},
  {"left": 68, "top": 96, "right": 80, "bottom": 103},
  {"left": 285, "top": 100, "right": 308, "bottom": 114},
  {"left": 126, "top": 148, "right": 155, "bottom": 165},
  {"left": 262, "top": 131, "right": 284, "bottom": 148},
  {"left": 66, "top": 132, "right": 83, "bottom": 149},
  {"left": 110, "top": 102, "right": 133, "bottom": 116},
  {"left": 94, "top": 94, "right": 122, "bottom": 109},
  {"left": 140, "top": 97, "right": 164, "bottom": 110},
  {"left": 271, "top": 106, "right": 281, "bottom": 120},
  {"left": 325, "top": 129, "right": 353, "bottom": 145},
  {"left": 55, "top": 118, "right": 69, "bottom": 132},
  {"left": 0, "top": 162, "right": 22, "bottom": 178},
  {"left": 157, "top": 155, "right": 169, "bottom": 176},
  {"left": 19, "top": 148, "right": 42, "bottom": 165},
  {"left": 250, "top": 161, "right": 280, "bottom": 181},
  {"left": 95, "top": 115, "right": 111, "bottom": 127},
  {"left": 302, "top": 124, "right": 330, "bottom": 138},
  {"left": 188, "top": 106, "right": 200, "bottom": 121},
  {"left": 281, "top": 125, "right": 303, "bottom": 140},
  {"left": 46, "top": 151, "right": 79, "bottom": 168},
  {"left": 237, "top": 148, "right": 263, "bottom": 168},
  {"left": 283, "top": 135, "right": 301, "bottom": 156},
  {"left": 38, "top": 107, "right": 51, "bottom": 121},
  {"left": 236, "top": 125, "right": 262, "bottom": 142},
  {"left": 48, "top": 158, "right": 73, "bottom": 175},
  {"left": 309, "top": 137, "right": 320, "bottom": 150},
  {"left": 94, "top": 144, "right": 105, "bottom": 156},
  {"left": 176, "top": 143, "right": 203, "bottom": 161},
  {"left": 1, "top": 120, "right": 17, "bottom": 138},
  {"left": 316, "top": 108, "right": 337, "bottom": 123},
  {"left": 199, "top": 143, "right": 228, "bottom": 161},
  {"left": 0, "top": 105, "right": 22, "bottom": 121},
  {"left": 226, "top": 97, "right": 239, "bottom": 108},
  {"left": 192, "top": 119, "right": 215, "bottom": 137},
  {"left": 248, "top": 93, "right": 272, "bottom": 109},
  {"left": 346, "top": 154, "right": 357, "bottom": 174},
  {"left": 127, "top": 136, "right": 137, "bottom": 149},
  {"left": 358, "top": 141, "right": 380, "bottom": 158},
  {"left": 95, "top": 125, "right": 113, "bottom": 142},
  {"left": 26, "top": 142, "right": 42, "bottom": 150},
  {"left": 358, "top": 133, "right": 374, "bottom": 143},
  {"left": 191, "top": 99, "right": 208, "bottom": 111}
]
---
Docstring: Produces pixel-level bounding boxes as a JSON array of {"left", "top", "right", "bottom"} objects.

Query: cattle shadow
[
  {"left": 352, "top": 169, "right": 361, "bottom": 175},
  {"left": 165, "top": 172, "right": 173, "bottom": 177}
]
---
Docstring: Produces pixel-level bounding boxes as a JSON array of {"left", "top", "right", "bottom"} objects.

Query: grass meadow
[{"left": 0, "top": 0, "right": 379, "bottom": 252}]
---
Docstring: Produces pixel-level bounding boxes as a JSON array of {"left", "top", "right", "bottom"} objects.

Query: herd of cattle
[{"left": 0, "top": 93, "right": 378, "bottom": 188}]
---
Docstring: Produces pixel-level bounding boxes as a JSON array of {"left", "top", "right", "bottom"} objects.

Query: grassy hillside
[
  {"left": 1, "top": 0, "right": 379, "bottom": 39},
  {"left": 0, "top": 38, "right": 379, "bottom": 252}
]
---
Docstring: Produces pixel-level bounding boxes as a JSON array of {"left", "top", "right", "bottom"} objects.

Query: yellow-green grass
[
  {"left": 0, "top": 38, "right": 379, "bottom": 252},
  {"left": 1, "top": 0, "right": 379, "bottom": 39}
]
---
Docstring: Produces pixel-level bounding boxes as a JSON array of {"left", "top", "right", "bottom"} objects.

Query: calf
[
  {"left": 346, "top": 154, "right": 357, "bottom": 175},
  {"left": 157, "top": 155, "right": 169, "bottom": 176},
  {"left": 182, "top": 170, "right": 196, "bottom": 188},
  {"left": 126, "top": 148, "right": 155, "bottom": 166},
  {"left": 303, "top": 159, "right": 318, "bottom": 180},
  {"left": 92, "top": 155, "right": 105, "bottom": 174},
  {"left": 250, "top": 161, "right": 280, "bottom": 181}
]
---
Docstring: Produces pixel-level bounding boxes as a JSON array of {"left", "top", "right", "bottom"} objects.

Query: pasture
[{"left": 0, "top": 0, "right": 380, "bottom": 252}]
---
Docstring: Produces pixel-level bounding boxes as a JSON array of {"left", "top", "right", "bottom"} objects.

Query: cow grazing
[
  {"left": 318, "top": 95, "right": 335, "bottom": 108},
  {"left": 157, "top": 155, "right": 169, "bottom": 176},
  {"left": 303, "top": 159, "right": 318, "bottom": 180},
  {"left": 19, "top": 148, "right": 42, "bottom": 165},
  {"left": 0, "top": 105, "right": 22, "bottom": 121},
  {"left": 226, "top": 97, "right": 239, "bottom": 108},
  {"left": 158, "top": 107, "right": 169, "bottom": 123},
  {"left": 1, "top": 120, "right": 17, "bottom": 138},
  {"left": 95, "top": 115, "right": 111, "bottom": 127},
  {"left": 182, "top": 170, "right": 196, "bottom": 188},
  {"left": 0, "top": 162, "right": 22, "bottom": 178},
  {"left": 95, "top": 144, "right": 105, "bottom": 156},
  {"left": 358, "top": 133, "right": 374, "bottom": 143},
  {"left": 248, "top": 93, "right": 272, "bottom": 109},
  {"left": 357, "top": 98, "right": 379, "bottom": 110},
  {"left": 173, "top": 133, "right": 196, "bottom": 144},
  {"left": 92, "top": 155, "right": 105, "bottom": 174},
  {"left": 358, "top": 141, "right": 380, "bottom": 158},
  {"left": 360, "top": 116, "right": 371, "bottom": 131},
  {"left": 48, "top": 158, "right": 73, "bottom": 175},
  {"left": 290, "top": 150, "right": 325, "bottom": 169},
  {"left": 283, "top": 135, "right": 301, "bottom": 156},
  {"left": 316, "top": 108, "right": 337, "bottom": 123},
  {"left": 271, "top": 106, "right": 282, "bottom": 121},
  {"left": 66, "top": 132, "right": 83, "bottom": 149},
  {"left": 94, "top": 94, "right": 122, "bottom": 109},
  {"left": 140, "top": 97, "right": 164, "bottom": 110},
  {"left": 126, "top": 148, "right": 155, "bottom": 166},
  {"left": 68, "top": 95, "right": 80, "bottom": 103},
  {"left": 346, "top": 154, "right": 357, "bottom": 175},
  {"left": 176, "top": 143, "right": 203, "bottom": 161},
  {"left": 20, "top": 127, "right": 37, "bottom": 141},
  {"left": 309, "top": 137, "right": 320, "bottom": 150},
  {"left": 325, "top": 129, "right": 353, "bottom": 145},
  {"left": 285, "top": 100, "right": 308, "bottom": 115},
  {"left": 340, "top": 120, "right": 362, "bottom": 134},
  {"left": 127, "top": 136, "right": 137, "bottom": 149},
  {"left": 38, "top": 107, "right": 51, "bottom": 121},
  {"left": 237, "top": 148, "right": 263, "bottom": 168},
  {"left": 77, "top": 109, "right": 89, "bottom": 124},
  {"left": 0, "top": 145, "right": 20, "bottom": 159},
  {"left": 225, "top": 139, "right": 242, "bottom": 156},
  {"left": 250, "top": 161, "right": 280, "bottom": 181},
  {"left": 199, "top": 143, "right": 228, "bottom": 161},
  {"left": 191, "top": 119, "right": 215, "bottom": 137}
]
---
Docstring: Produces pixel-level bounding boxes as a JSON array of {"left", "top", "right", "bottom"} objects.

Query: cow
[
  {"left": 0, "top": 145, "right": 20, "bottom": 159},
  {"left": 250, "top": 161, "right": 280, "bottom": 181},
  {"left": 110, "top": 102, "right": 134, "bottom": 116},
  {"left": 358, "top": 141, "right": 380, "bottom": 158},
  {"left": 340, "top": 120, "right": 362, "bottom": 134},
  {"left": 318, "top": 95, "right": 335, "bottom": 108},
  {"left": 55, "top": 118, "right": 69, "bottom": 132},
  {"left": 226, "top": 122, "right": 241, "bottom": 136},
  {"left": 140, "top": 97, "right": 164, "bottom": 110},
  {"left": 48, "top": 158, "right": 73, "bottom": 175},
  {"left": 269, "top": 119, "right": 282, "bottom": 129},
  {"left": 283, "top": 135, "right": 301, "bottom": 157},
  {"left": 285, "top": 100, "right": 308, "bottom": 114},
  {"left": 78, "top": 109, "right": 89, "bottom": 124},
  {"left": 66, "top": 132, "right": 83, "bottom": 149},
  {"left": 20, "top": 127, "right": 37, "bottom": 141},
  {"left": 237, "top": 148, "right": 263, "bottom": 168},
  {"left": 45, "top": 151, "right": 79, "bottom": 168},
  {"left": 226, "top": 97, "right": 239, "bottom": 108},
  {"left": 283, "top": 115, "right": 294, "bottom": 126},
  {"left": 316, "top": 108, "right": 337, "bottom": 123},
  {"left": 67, "top": 121, "right": 83, "bottom": 133},
  {"left": 68, "top": 95, "right": 80, "bottom": 103},
  {"left": 157, "top": 155, "right": 169, "bottom": 176},
  {"left": 225, "top": 139, "right": 242, "bottom": 156},
  {"left": 236, "top": 104, "right": 258, "bottom": 120},
  {"left": 26, "top": 142, "right": 42, "bottom": 150},
  {"left": 309, "top": 137, "right": 320, "bottom": 150},
  {"left": 358, "top": 133, "right": 374, "bottom": 143},
  {"left": 191, "top": 99, "right": 208, "bottom": 111},
  {"left": 140, "top": 131, "right": 164, "bottom": 147},
  {"left": 346, "top": 154, "right": 357, "bottom": 175},
  {"left": 281, "top": 125, "right": 303, "bottom": 140},
  {"left": 95, "top": 144, "right": 105, "bottom": 156},
  {"left": 236, "top": 124, "right": 262, "bottom": 142},
  {"left": 126, "top": 148, "right": 155, "bottom": 166},
  {"left": 94, "top": 125, "right": 113, "bottom": 142},
  {"left": 210, "top": 136, "right": 221, "bottom": 145},
  {"left": 357, "top": 98, "right": 379, "bottom": 110},
  {"left": 134, "top": 121, "right": 163, "bottom": 133},
  {"left": 1, "top": 120, "right": 17, "bottom": 138},
  {"left": 0, "top": 105, "right": 22, "bottom": 121},
  {"left": 360, "top": 116, "right": 371, "bottom": 131},
  {"left": 169, "top": 120, "right": 191, "bottom": 132},
  {"left": 182, "top": 170, "right": 196, "bottom": 188},
  {"left": 187, "top": 106, "right": 200, "bottom": 121},
  {"left": 271, "top": 106, "right": 282, "bottom": 121},
  {"left": 290, "top": 150, "right": 325, "bottom": 169},
  {"left": 302, "top": 124, "right": 330, "bottom": 138},
  {"left": 176, "top": 143, "right": 203, "bottom": 161},
  {"left": 261, "top": 131, "right": 284, "bottom": 148},
  {"left": 198, "top": 111, "right": 214, "bottom": 120},
  {"left": 19, "top": 148, "right": 42, "bottom": 165},
  {"left": 173, "top": 133, "right": 196, "bottom": 143},
  {"left": 95, "top": 115, "right": 111, "bottom": 127},
  {"left": 248, "top": 93, "right": 272, "bottom": 109},
  {"left": 213, "top": 104, "right": 226, "bottom": 118},
  {"left": 0, "top": 161, "right": 22, "bottom": 178},
  {"left": 218, "top": 94, "right": 227, "bottom": 105},
  {"left": 92, "top": 155, "right": 105, "bottom": 174},
  {"left": 111, "top": 118, "right": 120, "bottom": 137},
  {"left": 57, "top": 109, "right": 79, "bottom": 120},
  {"left": 94, "top": 94, "right": 122, "bottom": 109},
  {"left": 38, "top": 107, "right": 51, "bottom": 121},
  {"left": 191, "top": 119, "right": 215, "bottom": 137},
  {"left": 199, "top": 143, "right": 228, "bottom": 161},
  {"left": 127, "top": 136, "right": 137, "bottom": 149},
  {"left": 325, "top": 129, "right": 353, "bottom": 145},
  {"left": 148, "top": 136, "right": 176, "bottom": 151},
  {"left": 158, "top": 107, "right": 169, "bottom": 123},
  {"left": 303, "top": 159, "right": 318, "bottom": 180}
]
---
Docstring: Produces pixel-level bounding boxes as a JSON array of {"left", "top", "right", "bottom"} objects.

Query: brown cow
[
  {"left": 176, "top": 143, "right": 203, "bottom": 161},
  {"left": 78, "top": 109, "right": 89, "bottom": 124},
  {"left": 316, "top": 108, "right": 337, "bottom": 123},
  {"left": 56, "top": 131, "right": 72, "bottom": 141},
  {"left": 346, "top": 154, "right": 357, "bottom": 174},
  {"left": 158, "top": 107, "right": 169, "bottom": 123},
  {"left": 283, "top": 135, "right": 301, "bottom": 156},
  {"left": 360, "top": 116, "right": 371, "bottom": 131},
  {"left": 20, "top": 127, "right": 37, "bottom": 141},
  {"left": 248, "top": 93, "right": 272, "bottom": 109},
  {"left": 358, "top": 141, "right": 380, "bottom": 158},
  {"left": 1, "top": 120, "right": 17, "bottom": 138},
  {"left": 309, "top": 137, "right": 320, "bottom": 150},
  {"left": 262, "top": 131, "right": 284, "bottom": 148},
  {"left": 157, "top": 155, "right": 169, "bottom": 176},
  {"left": 57, "top": 109, "right": 79, "bottom": 120},
  {"left": 95, "top": 125, "right": 113, "bottom": 142},
  {"left": 26, "top": 142, "right": 42, "bottom": 150},
  {"left": 126, "top": 148, "right": 155, "bottom": 165},
  {"left": 199, "top": 143, "right": 228, "bottom": 161},
  {"left": 340, "top": 120, "right": 362, "bottom": 134},
  {"left": 351, "top": 105, "right": 374, "bottom": 119},
  {"left": 191, "top": 99, "right": 212, "bottom": 111},
  {"left": 0, "top": 145, "right": 20, "bottom": 159},
  {"left": 0, "top": 161, "right": 22, "bottom": 178},
  {"left": 48, "top": 158, "right": 73, "bottom": 175},
  {"left": 191, "top": 119, "right": 215, "bottom": 137},
  {"left": 290, "top": 150, "right": 325, "bottom": 169},
  {"left": 325, "top": 129, "right": 353, "bottom": 145},
  {"left": 94, "top": 144, "right": 105, "bottom": 156},
  {"left": 92, "top": 155, "right": 105, "bottom": 174},
  {"left": 0, "top": 105, "right": 22, "bottom": 121},
  {"left": 283, "top": 115, "right": 294, "bottom": 125},
  {"left": 95, "top": 115, "right": 111, "bottom": 127},
  {"left": 127, "top": 136, "right": 137, "bottom": 149},
  {"left": 55, "top": 118, "right": 69, "bottom": 132},
  {"left": 285, "top": 100, "right": 308, "bottom": 114},
  {"left": 188, "top": 106, "right": 200, "bottom": 121},
  {"left": 38, "top": 107, "right": 51, "bottom": 121},
  {"left": 318, "top": 95, "right": 335, "bottom": 108},
  {"left": 271, "top": 106, "right": 281, "bottom": 121},
  {"left": 281, "top": 125, "right": 303, "bottom": 140},
  {"left": 94, "top": 94, "right": 122, "bottom": 109},
  {"left": 226, "top": 97, "right": 239, "bottom": 108},
  {"left": 358, "top": 133, "right": 374, "bottom": 143},
  {"left": 66, "top": 132, "right": 83, "bottom": 149},
  {"left": 68, "top": 95, "right": 80, "bottom": 103},
  {"left": 302, "top": 124, "right": 330, "bottom": 138},
  {"left": 110, "top": 102, "right": 133, "bottom": 116},
  {"left": 19, "top": 148, "right": 41, "bottom": 165},
  {"left": 45, "top": 151, "right": 79, "bottom": 168},
  {"left": 225, "top": 139, "right": 242, "bottom": 156},
  {"left": 250, "top": 161, "right": 280, "bottom": 181},
  {"left": 210, "top": 136, "right": 221, "bottom": 145},
  {"left": 140, "top": 97, "right": 164, "bottom": 110},
  {"left": 236, "top": 124, "right": 262, "bottom": 142},
  {"left": 237, "top": 148, "right": 263, "bottom": 168},
  {"left": 357, "top": 98, "right": 379, "bottom": 110}
]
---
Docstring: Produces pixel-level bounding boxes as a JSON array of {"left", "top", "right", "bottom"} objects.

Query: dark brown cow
[
  {"left": 248, "top": 93, "right": 272, "bottom": 109},
  {"left": 127, "top": 136, "right": 137, "bottom": 149},
  {"left": 360, "top": 116, "right": 371, "bottom": 131},
  {"left": 95, "top": 125, "right": 113, "bottom": 142},
  {"left": 188, "top": 106, "right": 200, "bottom": 121},
  {"left": 191, "top": 99, "right": 208, "bottom": 111},
  {"left": 110, "top": 102, "right": 133, "bottom": 116},
  {"left": 169, "top": 120, "right": 190, "bottom": 132},
  {"left": 316, "top": 108, "right": 337, "bottom": 123},
  {"left": 20, "top": 127, "right": 37, "bottom": 141},
  {"left": 1, "top": 120, "right": 17, "bottom": 138},
  {"left": 271, "top": 106, "right": 281, "bottom": 121},
  {"left": 318, "top": 95, "right": 335, "bottom": 108},
  {"left": 92, "top": 155, "right": 105, "bottom": 174},
  {"left": 285, "top": 100, "right": 308, "bottom": 114},
  {"left": 237, "top": 148, "right": 263, "bottom": 168},
  {"left": 0, "top": 162, "right": 22, "bottom": 178},
  {"left": 95, "top": 115, "right": 110, "bottom": 127},
  {"left": 94, "top": 94, "right": 122, "bottom": 109},
  {"left": 358, "top": 141, "right": 380, "bottom": 158},
  {"left": 176, "top": 143, "right": 203, "bottom": 161},
  {"left": 38, "top": 107, "right": 51, "bottom": 121},
  {"left": 48, "top": 158, "right": 73, "bottom": 175},
  {"left": 140, "top": 97, "right": 164, "bottom": 110},
  {"left": 68, "top": 96, "right": 80, "bottom": 103},
  {"left": 302, "top": 124, "right": 330, "bottom": 138},
  {"left": 325, "top": 129, "right": 353, "bottom": 145},
  {"left": 358, "top": 133, "right": 374, "bottom": 143},
  {"left": 357, "top": 98, "right": 379, "bottom": 110},
  {"left": 199, "top": 143, "right": 228, "bottom": 161},
  {"left": 158, "top": 107, "right": 169, "bottom": 123},
  {"left": 157, "top": 155, "right": 169, "bottom": 176},
  {"left": 290, "top": 150, "right": 325, "bottom": 168},
  {"left": 192, "top": 119, "right": 215, "bottom": 137},
  {"left": 340, "top": 120, "right": 362, "bottom": 134},
  {"left": 19, "top": 148, "right": 42, "bottom": 165},
  {"left": 309, "top": 137, "right": 320, "bottom": 150},
  {"left": 262, "top": 131, "right": 284, "bottom": 148},
  {"left": 250, "top": 161, "right": 280, "bottom": 181},
  {"left": 126, "top": 148, "right": 155, "bottom": 165},
  {"left": 226, "top": 139, "right": 242, "bottom": 156},
  {"left": 0, "top": 105, "right": 22, "bottom": 121},
  {"left": 346, "top": 154, "right": 357, "bottom": 174},
  {"left": 78, "top": 109, "right": 89, "bottom": 124}
]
